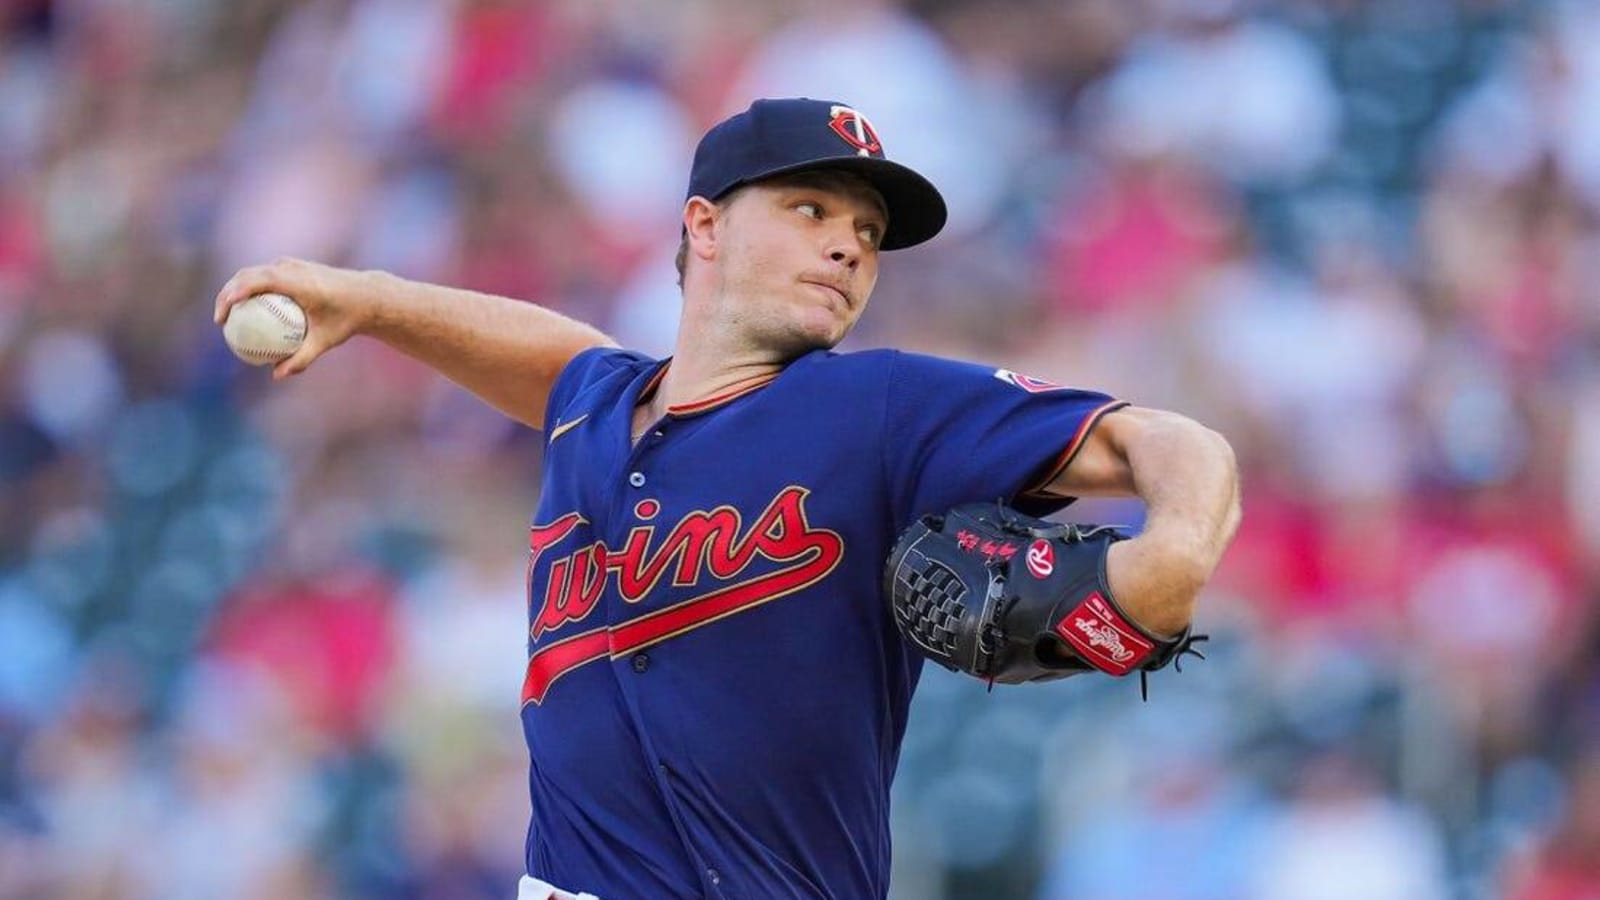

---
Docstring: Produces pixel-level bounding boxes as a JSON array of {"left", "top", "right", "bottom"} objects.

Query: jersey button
[
  {"left": 630, "top": 652, "right": 649, "bottom": 673},
  {"left": 628, "top": 471, "right": 646, "bottom": 488},
  {"left": 707, "top": 868, "right": 721, "bottom": 885}
]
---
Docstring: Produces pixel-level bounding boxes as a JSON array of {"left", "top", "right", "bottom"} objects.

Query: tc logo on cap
[{"left": 828, "top": 105, "right": 882, "bottom": 157}]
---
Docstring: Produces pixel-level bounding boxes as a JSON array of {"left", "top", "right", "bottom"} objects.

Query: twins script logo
[
  {"left": 521, "top": 486, "right": 843, "bottom": 705},
  {"left": 1071, "top": 616, "right": 1135, "bottom": 664}
]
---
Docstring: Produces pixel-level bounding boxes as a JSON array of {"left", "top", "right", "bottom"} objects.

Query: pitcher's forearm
[
  {"left": 1108, "top": 415, "right": 1241, "bottom": 637},
  {"left": 368, "top": 273, "right": 617, "bottom": 428},
  {"left": 1127, "top": 416, "right": 1240, "bottom": 574}
]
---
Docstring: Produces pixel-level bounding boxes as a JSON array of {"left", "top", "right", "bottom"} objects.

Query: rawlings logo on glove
[{"left": 883, "top": 502, "right": 1206, "bottom": 696}]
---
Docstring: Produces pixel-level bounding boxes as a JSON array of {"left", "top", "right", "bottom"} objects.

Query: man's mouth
[{"left": 802, "top": 279, "right": 851, "bottom": 309}]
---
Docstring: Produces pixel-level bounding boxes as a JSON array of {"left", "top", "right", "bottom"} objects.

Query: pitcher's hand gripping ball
[
  {"left": 222, "top": 292, "right": 306, "bottom": 366},
  {"left": 884, "top": 502, "right": 1206, "bottom": 696}
]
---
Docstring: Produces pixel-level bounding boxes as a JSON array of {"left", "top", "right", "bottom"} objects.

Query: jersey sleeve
[
  {"left": 542, "top": 345, "right": 654, "bottom": 433},
  {"left": 882, "top": 350, "right": 1127, "bottom": 525}
]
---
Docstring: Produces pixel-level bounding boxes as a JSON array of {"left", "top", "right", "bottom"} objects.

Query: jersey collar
[{"left": 637, "top": 359, "right": 783, "bottom": 418}]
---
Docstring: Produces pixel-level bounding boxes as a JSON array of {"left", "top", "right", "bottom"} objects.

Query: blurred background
[{"left": 3, "top": 0, "right": 1600, "bottom": 897}]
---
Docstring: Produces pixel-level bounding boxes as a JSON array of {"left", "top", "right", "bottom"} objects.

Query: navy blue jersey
[{"left": 521, "top": 346, "right": 1125, "bottom": 899}]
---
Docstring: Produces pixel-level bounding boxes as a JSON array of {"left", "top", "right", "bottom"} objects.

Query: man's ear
[{"left": 683, "top": 196, "right": 722, "bottom": 262}]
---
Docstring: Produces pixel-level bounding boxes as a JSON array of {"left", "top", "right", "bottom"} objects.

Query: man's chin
[
  {"left": 770, "top": 334, "right": 841, "bottom": 361},
  {"left": 761, "top": 319, "right": 848, "bottom": 357},
  {"left": 799, "top": 322, "right": 852, "bottom": 353}
]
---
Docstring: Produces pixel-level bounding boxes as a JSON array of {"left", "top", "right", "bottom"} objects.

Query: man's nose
[{"left": 825, "top": 230, "right": 861, "bottom": 270}]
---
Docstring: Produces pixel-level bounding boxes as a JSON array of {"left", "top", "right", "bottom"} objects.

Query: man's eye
[
  {"left": 859, "top": 225, "right": 882, "bottom": 245},
  {"left": 797, "top": 202, "right": 822, "bottom": 218}
]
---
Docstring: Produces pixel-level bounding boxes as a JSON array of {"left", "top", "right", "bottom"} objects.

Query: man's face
[{"left": 704, "top": 172, "right": 887, "bottom": 355}]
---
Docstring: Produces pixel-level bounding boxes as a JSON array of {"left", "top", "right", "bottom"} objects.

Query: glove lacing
[{"left": 1139, "top": 633, "right": 1209, "bottom": 701}]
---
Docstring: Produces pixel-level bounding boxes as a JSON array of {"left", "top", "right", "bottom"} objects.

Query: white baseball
[{"left": 223, "top": 292, "right": 307, "bottom": 366}]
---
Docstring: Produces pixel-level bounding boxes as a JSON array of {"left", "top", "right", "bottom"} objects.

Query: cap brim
[{"left": 732, "top": 156, "right": 947, "bottom": 251}]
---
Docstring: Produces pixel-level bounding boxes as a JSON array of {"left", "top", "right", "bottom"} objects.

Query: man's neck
[
  {"left": 643, "top": 318, "right": 792, "bottom": 414},
  {"left": 647, "top": 351, "right": 787, "bottom": 414}
]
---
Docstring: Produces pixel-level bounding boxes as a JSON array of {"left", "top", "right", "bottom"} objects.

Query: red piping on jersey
[
  {"left": 666, "top": 375, "right": 780, "bottom": 414},
  {"left": 638, "top": 364, "right": 670, "bottom": 403},
  {"left": 1019, "top": 400, "right": 1130, "bottom": 498},
  {"left": 637, "top": 362, "right": 781, "bottom": 416}
]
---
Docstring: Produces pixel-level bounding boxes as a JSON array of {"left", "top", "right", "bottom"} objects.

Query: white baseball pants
[{"left": 517, "top": 874, "right": 601, "bottom": 900}]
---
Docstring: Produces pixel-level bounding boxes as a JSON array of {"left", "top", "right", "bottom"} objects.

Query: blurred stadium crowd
[{"left": 3, "top": 0, "right": 1600, "bottom": 897}]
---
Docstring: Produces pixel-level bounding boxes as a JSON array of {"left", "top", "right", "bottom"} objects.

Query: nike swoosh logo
[{"left": 548, "top": 414, "right": 588, "bottom": 444}]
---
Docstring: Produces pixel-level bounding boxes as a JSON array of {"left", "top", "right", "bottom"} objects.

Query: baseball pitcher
[{"left": 216, "top": 98, "right": 1241, "bottom": 900}]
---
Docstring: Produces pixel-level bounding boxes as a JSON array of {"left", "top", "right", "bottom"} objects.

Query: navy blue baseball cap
[{"left": 686, "top": 98, "right": 947, "bottom": 251}]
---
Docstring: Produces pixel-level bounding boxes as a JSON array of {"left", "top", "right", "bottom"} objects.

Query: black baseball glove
[{"left": 883, "top": 502, "right": 1206, "bottom": 697}]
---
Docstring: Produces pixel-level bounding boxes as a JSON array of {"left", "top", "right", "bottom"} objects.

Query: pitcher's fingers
[
  {"left": 271, "top": 333, "right": 327, "bottom": 381},
  {"left": 215, "top": 266, "right": 276, "bottom": 324}
]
